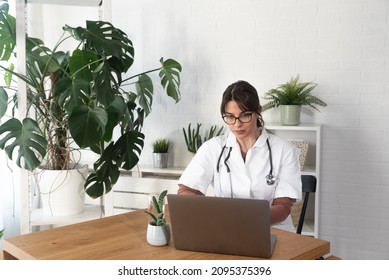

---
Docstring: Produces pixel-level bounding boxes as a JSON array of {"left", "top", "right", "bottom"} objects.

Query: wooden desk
[{"left": 3, "top": 209, "right": 330, "bottom": 260}]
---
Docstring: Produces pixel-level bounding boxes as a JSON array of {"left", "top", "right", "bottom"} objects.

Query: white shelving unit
[
  {"left": 30, "top": 205, "right": 104, "bottom": 228},
  {"left": 112, "top": 174, "right": 180, "bottom": 214},
  {"left": 131, "top": 166, "right": 185, "bottom": 179},
  {"left": 266, "top": 123, "right": 322, "bottom": 238}
]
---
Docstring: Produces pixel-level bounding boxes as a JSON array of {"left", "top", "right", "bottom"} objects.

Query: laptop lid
[{"left": 167, "top": 194, "right": 276, "bottom": 258}]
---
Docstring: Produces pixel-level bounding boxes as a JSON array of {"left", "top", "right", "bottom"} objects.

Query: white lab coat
[{"left": 178, "top": 129, "right": 302, "bottom": 231}]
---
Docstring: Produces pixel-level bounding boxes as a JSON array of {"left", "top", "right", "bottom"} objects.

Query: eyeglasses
[{"left": 222, "top": 111, "right": 254, "bottom": 125}]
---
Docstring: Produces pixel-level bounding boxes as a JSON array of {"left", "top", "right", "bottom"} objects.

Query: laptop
[{"left": 167, "top": 194, "right": 277, "bottom": 258}]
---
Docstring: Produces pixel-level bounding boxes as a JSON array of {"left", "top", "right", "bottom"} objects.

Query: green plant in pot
[
  {"left": 144, "top": 190, "right": 170, "bottom": 246},
  {"left": 152, "top": 138, "right": 170, "bottom": 153},
  {"left": 0, "top": 228, "right": 4, "bottom": 239},
  {"left": 0, "top": 4, "right": 181, "bottom": 214},
  {"left": 262, "top": 75, "right": 327, "bottom": 125},
  {"left": 183, "top": 123, "right": 224, "bottom": 154},
  {"left": 151, "top": 138, "right": 170, "bottom": 168}
]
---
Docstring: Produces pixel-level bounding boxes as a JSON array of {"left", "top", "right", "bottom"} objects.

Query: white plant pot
[
  {"left": 37, "top": 164, "right": 88, "bottom": 217},
  {"left": 280, "top": 105, "right": 301, "bottom": 126},
  {"left": 146, "top": 223, "right": 171, "bottom": 246}
]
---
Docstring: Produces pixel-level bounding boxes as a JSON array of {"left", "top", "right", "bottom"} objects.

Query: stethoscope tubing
[
  {"left": 216, "top": 146, "right": 232, "bottom": 173},
  {"left": 216, "top": 138, "right": 275, "bottom": 186}
]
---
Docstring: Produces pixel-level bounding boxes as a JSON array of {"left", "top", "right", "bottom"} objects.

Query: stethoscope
[{"left": 216, "top": 138, "right": 276, "bottom": 186}]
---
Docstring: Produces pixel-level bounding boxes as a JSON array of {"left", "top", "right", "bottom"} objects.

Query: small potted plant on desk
[
  {"left": 152, "top": 138, "right": 170, "bottom": 168},
  {"left": 144, "top": 190, "right": 170, "bottom": 246},
  {"left": 262, "top": 75, "right": 327, "bottom": 126}
]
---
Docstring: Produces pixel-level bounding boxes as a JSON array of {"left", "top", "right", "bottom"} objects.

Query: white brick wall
[{"left": 111, "top": 0, "right": 389, "bottom": 260}]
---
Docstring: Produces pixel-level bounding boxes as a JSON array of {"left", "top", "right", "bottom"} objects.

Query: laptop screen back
[{"left": 167, "top": 194, "right": 276, "bottom": 258}]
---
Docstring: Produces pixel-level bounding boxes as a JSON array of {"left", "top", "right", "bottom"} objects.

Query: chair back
[{"left": 296, "top": 175, "right": 317, "bottom": 234}]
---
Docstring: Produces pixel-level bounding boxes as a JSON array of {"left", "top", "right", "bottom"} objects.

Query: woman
[{"left": 178, "top": 80, "right": 302, "bottom": 231}]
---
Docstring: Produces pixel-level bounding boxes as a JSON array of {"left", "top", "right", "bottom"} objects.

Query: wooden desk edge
[
  {"left": 292, "top": 242, "right": 330, "bottom": 260},
  {"left": 3, "top": 240, "right": 36, "bottom": 260}
]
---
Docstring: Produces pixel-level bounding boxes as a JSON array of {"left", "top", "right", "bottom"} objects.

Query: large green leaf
[
  {"left": 85, "top": 130, "right": 144, "bottom": 198},
  {"left": 68, "top": 49, "right": 97, "bottom": 82},
  {"left": 102, "top": 96, "right": 127, "bottom": 142},
  {"left": 135, "top": 74, "right": 153, "bottom": 116},
  {"left": 64, "top": 20, "right": 134, "bottom": 71},
  {"left": 3, "top": 62, "right": 13, "bottom": 87},
  {"left": 124, "top": 97, "right": 145, "bottom": 132},
  {"left": 112, "top": 130, "right": 144, "bottom": 170},
  {"left": 68, "top": 104, "right": 108, "bottom": 148},
  {"left": 94, "top": 60, "right": 115, "bottom": 106},
  {"left": 159, "top": 58, "right": 182, "bottom": 103},
  {"left": 26, "top": 37, "right": 61, "bottom": 77},
  {"left": 64, "top": 21, "right": 135, "bottom": 108},
  {"left": 0, "top": 118, "right": 47, "bottom": 171},
  {"left": 0, "top": 86, "right": 7, "bottom": 118},
  {"left": 0, "top": 1, "right": 9, "bottom": 13},
  {"left": 55, "top": 76, "right": 91, "bottom": 113},
  {"left": 0, "top": 10, "right": 15, "bottom": 61},
  {"left": 84, "top": 143, "right": 120, "bottom": 199}
]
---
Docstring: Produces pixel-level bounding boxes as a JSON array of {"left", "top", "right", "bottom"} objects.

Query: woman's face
[{"left": 224, "top": 101, "right": 258, "bottom": 141}]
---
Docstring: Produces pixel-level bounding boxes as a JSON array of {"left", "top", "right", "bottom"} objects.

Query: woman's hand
[
  {"left": 177, "top": 184, "right": 204, "bottom": 196},
  {"left": 270, "top": 197, "right": 294, "bottom": 224}
]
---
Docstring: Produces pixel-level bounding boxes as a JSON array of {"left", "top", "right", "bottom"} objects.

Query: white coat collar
[{"left": 224, "top": 128, "right": 270, "bottom": 148}]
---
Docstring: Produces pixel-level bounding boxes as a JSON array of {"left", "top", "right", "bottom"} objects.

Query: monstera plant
[{"left": 0, "top": 5, "right": 181, "bottom": 200}]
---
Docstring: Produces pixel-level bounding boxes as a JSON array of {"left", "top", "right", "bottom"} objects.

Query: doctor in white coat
[{"left": 178, "top": 80, "right": 302, "bottom": 231}]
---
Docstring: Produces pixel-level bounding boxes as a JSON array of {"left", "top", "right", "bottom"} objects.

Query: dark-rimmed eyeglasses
[{"left": 222, "top": 111, "right": 253, "bottom": 125}]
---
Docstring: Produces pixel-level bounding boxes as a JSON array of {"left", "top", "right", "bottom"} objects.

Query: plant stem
[{"left": 122, "top": 67, "right": 161, "bottom": 83}]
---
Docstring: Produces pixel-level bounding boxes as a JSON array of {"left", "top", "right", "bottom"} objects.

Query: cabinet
[
  {"left": 112, "top": 169, "right": 182, "bottom": 214},
  {"left": 266, "top": 123, "right": 322, "bottom": 238}
]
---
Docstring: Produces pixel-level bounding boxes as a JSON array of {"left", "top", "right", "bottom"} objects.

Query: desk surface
[{"left": 3, "top": 209, "right": 330, "bottom": 260}]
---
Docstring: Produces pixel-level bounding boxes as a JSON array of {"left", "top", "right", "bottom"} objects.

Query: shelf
[
  {"left": 30, "top": 204, "right": 104, "bottom": 227},
  {"left": 267, "top": 123, "right": 321, "bottom": 238},
  {"left": 131, "top": 166, "right": 185, "bottom": 179},
  {"left": 267, "top": 123, "right": 321, "bottom": 131},
  {"left": 301, "top": 165, "right": 316, "bottom": 175},
  {"left": 301, "top": 220, "right": 315, "bottom": 236}
]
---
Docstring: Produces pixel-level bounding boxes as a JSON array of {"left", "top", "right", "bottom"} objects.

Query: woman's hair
[{"left": 220, "top": 80, "right": 265, "bottom": 128}]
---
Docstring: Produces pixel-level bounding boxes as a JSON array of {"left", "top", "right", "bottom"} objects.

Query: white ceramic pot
[
  {"left": 146, "top": 223, "right": 171, "bottom": 246},
  {"left": 280, "top": 105, "right": 301, "bottom": 126},
  {"left": 37, "top": 164, "right": 88, "bottom": 216}
]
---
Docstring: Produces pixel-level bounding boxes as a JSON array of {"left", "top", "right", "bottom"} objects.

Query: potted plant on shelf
[
  {"left": 262, "top": 75, "right": 327, "bottom": 125},
  {"left": 0, "top": 228, "right": 4, "bottom": 239},
  {"left": 151, "top": 138, "right": 170, "bottom": 168},
  {"left": 183, "top": 123, "right": 224, "bottom": 154},
  {"left": 0, "top": 6, "right": 182, "bottom": 216},
  {"left": 144, "top": 190, "right": 170, "bottom": 246}
]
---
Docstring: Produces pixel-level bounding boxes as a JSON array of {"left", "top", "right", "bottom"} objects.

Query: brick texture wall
[{"left": 112, "top": 0, "right": 389, "bottom": 259}]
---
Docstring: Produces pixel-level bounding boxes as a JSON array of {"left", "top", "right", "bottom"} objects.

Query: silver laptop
[{"left": 167, "top": 194, "right": 277, "bottom": 258}]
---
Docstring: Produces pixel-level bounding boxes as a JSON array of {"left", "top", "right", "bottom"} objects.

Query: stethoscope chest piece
[{"left": 265, "top": 174, "right": 276, "bottom": 185}]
